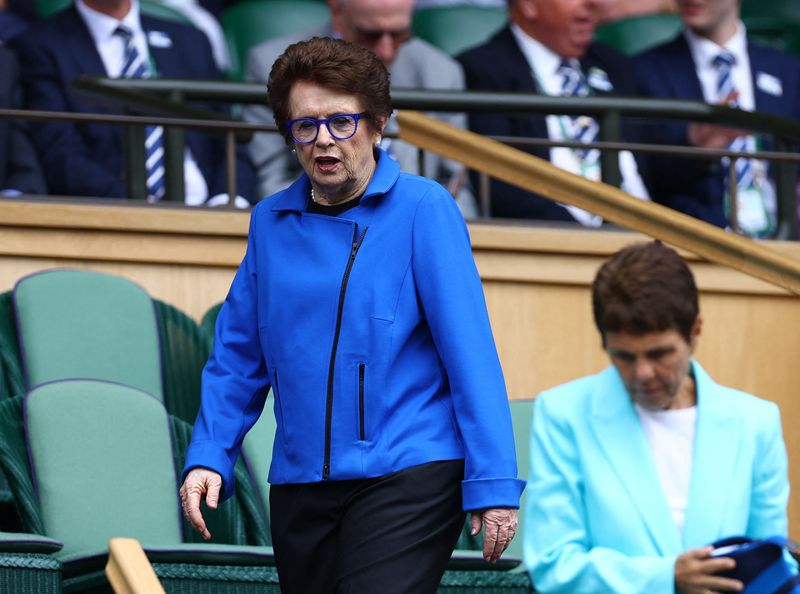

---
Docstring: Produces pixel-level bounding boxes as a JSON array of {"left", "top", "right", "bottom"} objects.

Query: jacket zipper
[
  {"left": 358, "top": 363, "right": 366, "bottom": 441},
  {"left": 323, "top": 224, "right": 368, "bottom": 480}
]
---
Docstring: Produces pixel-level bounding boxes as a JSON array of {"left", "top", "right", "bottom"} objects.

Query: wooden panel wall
[{"left": 2, "top": 199, "right": 800, "bottom": 534}]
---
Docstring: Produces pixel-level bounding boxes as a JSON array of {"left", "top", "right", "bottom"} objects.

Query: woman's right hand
[
  {"left": 179, "top": 468, "right": 222, "bottom": 540},
  {"left": 674, "top": 546, "right": 744, "bottom": 594}
]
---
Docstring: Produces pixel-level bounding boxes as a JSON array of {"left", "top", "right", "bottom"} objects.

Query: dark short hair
[
  {"left": 267, "top": 37, "right": 393, "bottom": 145},
  {"left": 592, "top": 241, "right": 699, "bottom": 345}
]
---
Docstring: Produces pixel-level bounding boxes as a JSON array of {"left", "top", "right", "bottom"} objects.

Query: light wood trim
[
  {"left": 0, "top": 197, "right": 248, "bottom": 236},
  {"left": 105, "top": 538, "right": 166, "bottom": 594},
  {"left": 398, "top": 110, "right": 800, "bottom": 295}
]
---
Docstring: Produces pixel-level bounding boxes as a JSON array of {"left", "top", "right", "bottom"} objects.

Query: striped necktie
[
  {"left": 115, "top": 26, "right": 166, "bottom": 201},
  {"left": 557, "top": 60, "right": 599, "bottom": 163},
  {"left": 713, "top": 51, "right": 761, "bottom": 215}
]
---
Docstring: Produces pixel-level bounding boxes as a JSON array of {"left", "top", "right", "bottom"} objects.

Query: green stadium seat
[
  {"left": 37, "top": 0, "right": 192, "bottom": 24},
  {"left": 595, "top": 12, "right": 683, "bottom": 56},
  {"left": 0, "top": 532, "right": 62, "bottom": 594},
  {"left": 12, "top": 271, "right": 212, "bottom": 426},
  {"left": 221, "top": 0, "right": 332, "bottom": 81},
  {"left": 13, "top": 269, "right": 164, "bottom": 402},
  {"left": 19, "top": 379, "right": 277, "bottom": 592},
  {"left": 412, "top": 5, "right": 508, "bottom": 57},
  {"left": 742, "top": 0, "right": 800, "bottom": 58}
]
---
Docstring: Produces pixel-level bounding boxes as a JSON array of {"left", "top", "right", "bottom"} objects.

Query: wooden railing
[
  {"left": 397, "top": 110, "right": 800, "bottom": 295},
  {"left": 106, "top": 538, "right": 165, "bottom": 594}
]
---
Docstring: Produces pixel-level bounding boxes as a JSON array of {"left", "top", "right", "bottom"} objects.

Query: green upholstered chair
[
  {"left": 412, "top": 5, "right": 508, "bottom": 57},
  {"left": 0, "top": 532, "right": 63, "bottom": 594},
  {"left": 37, "top": 0, "right": 192, "bottom": 23},
  {"left": 12, "top": 270, "right": 212, "bottom": 426},
  {"left": 20, "top": 379, "right": 276, "bottom": 593},
  {"left": 37, "top": 0, "right": 72, "bottom": 18},
  {"left": 741, "top": 0, "right": 800, "bottom": 58},
  {"left": 13, "top": 269, "right": 164, "bottom": 402},
  {"left": 507, "top": 398, "right": 533, "bottom": 562},
  {"left": 221, "top": 0, "right": 332, "bottom": 81},
  {"left": 152, "top": 299, "right": 211, "bottom": 425},
  {"left": 199, "top": 301, "right": 223, "bottom": 351},
  {"left": 140, "top": 0, "right": 194, "bottom": 26},
  {"left": 594, "top": 13, "right": 683, "bottom": 56}
]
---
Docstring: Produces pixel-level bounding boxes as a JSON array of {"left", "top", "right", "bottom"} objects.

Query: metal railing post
[
  {"left": 163, "top": 90, "right": 186, "bottom": 202},
  {"left": 123, "top": 117, "right": 147, "bottom": 200},
  {"left": 774, "top": 136, "right": 798, "bottom": 240},
  {"left": 598, "top": 109, "right": 622, "bottom": 188}
]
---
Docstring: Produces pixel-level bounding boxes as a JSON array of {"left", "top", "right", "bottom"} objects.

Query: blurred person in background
[
  {"left": 633, "top": 0, "right": 800, "bottom": 237},
  {"left": 10, "top": 0, "right": 256, "bottom": 205},
  {"left": 0, "top": 45, "right": 47, "bottom": 196},
  {"left": 457, "top": 0, "right": 650, "bottom": 223}
]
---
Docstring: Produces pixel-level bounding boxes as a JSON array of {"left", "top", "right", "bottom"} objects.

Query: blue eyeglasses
[{"left": 286, "top": 112, "right": 366, "bottom": 144}]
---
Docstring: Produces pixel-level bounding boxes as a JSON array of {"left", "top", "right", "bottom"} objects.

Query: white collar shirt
[
  {"left": 509, "top": 23, "right": 649, "bottom": 226},
  {"left": 685, "top": 22, "right": 755, "bottom": 112}
]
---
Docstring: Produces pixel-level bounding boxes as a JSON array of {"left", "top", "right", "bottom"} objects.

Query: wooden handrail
[
  {"left": 106, "top": 538, "right": 166, "bottom": 594},
  {"left": 397, "top": 110, "right": 800, "bottom": 295}
]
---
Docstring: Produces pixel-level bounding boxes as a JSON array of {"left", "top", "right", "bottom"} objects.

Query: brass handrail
[{"left": 397, "top": 110, "right": 800, "bottom": 295}]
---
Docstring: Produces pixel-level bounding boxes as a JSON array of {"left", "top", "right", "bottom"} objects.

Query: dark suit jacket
[
  {"left": 457, "top": 26, "right": 641, "bottom": 220},
  {"left": 0, "top": 45, "right": 46, "bottom": 195},
  {"left": 9, "top": 6, "right": 256, "bottom": 202},
  {"left": 633, "top": 34, "right": 800, "bottom": 229}
]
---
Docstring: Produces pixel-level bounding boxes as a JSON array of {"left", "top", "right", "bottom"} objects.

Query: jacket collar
[
  {"left": 270, "top": 147, "right": 401, "bottom": 213},
  {"left": 590, "top": 361, "right": 740, "bottom": 554}
]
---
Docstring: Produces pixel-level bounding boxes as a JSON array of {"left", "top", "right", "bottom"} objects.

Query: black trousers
[{"left": 270, "top": 460, "right": 466, "bottom": 594}]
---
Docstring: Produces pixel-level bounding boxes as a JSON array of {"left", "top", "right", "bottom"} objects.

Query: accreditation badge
[{"left": 727, "top": 168, "right": 775, "bottom": 237}]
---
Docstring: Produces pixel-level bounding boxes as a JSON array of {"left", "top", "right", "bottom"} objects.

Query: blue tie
[
  {"left": 713, "top": 52, "right": 757, "bottom": 203},
  {"left": 557, "top": 60, "right": 599, "bottom": 163},
  {"left": 115, "top": 26, "right": 165, "bottom": 201}
]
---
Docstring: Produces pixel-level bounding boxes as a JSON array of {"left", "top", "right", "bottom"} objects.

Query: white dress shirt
[
  {"left": 510, "top": 24, "right": 650, "bottom": 227},
  {"left": 685, "top": 22, "right": 755, "bottom": 111},
  {"left": 76, "top": 0, "right": 244, "bottom": 206}
]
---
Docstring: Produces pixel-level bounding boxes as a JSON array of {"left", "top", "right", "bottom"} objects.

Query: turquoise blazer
[{"left": 524, "top": 361, "right": 790, "bottom": 594}]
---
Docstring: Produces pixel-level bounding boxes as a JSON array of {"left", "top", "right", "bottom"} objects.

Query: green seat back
[
  {"left": 744, "top": 18, "right": 800, "bottom": 56},
  {"left": 140, "top": 0, "right": 194, "bottom": 26},
  {"left": 507, "top": 398, "right": 533, "bottom": 560},
  {"left": 594, "top": 13, "right": 683, "bottom": 56},
  {"left": 200, "top": 301, "right": 223, "bottom": 351},
  {"left": 0, "top": 292, "right": 23, "bottom": 400},
  {"left": 153, "top": 299, "right": 210, "bottom": 425},
  {"left": 742, "top": 0, "right": 800, "bottom": 21},
  {"left": 25, "top": 380, "right": 182, "bottom": 558},
  {"left": 13, "top": 269, "right": 163, "bottom": 402},
  {"left": 37, "top": 0, "right": 72, "bottom": 18},
  {"left": 412, "top": 6, "right": 508, "bottom": 57},
  {"left": 221, "top": 0, "right": 332, "bottom": 80},
  {"left": 241, "top": 391, "right": 278, "bottom": 518}
]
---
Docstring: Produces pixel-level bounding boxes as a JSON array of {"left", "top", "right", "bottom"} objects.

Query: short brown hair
[
  {"left": 267, "top": 37, "right": 393, "bottom": 145},
  {"left": 592, "top": 241, "right": 699, "bottom": 345}
]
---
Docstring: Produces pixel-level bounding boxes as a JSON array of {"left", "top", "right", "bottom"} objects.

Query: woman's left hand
[{"left": 470, "top": 507, "right": 518, "bottom": 563}]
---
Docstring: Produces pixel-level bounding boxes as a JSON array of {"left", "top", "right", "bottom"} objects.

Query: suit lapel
[
  {"left": 664, "top": 35, "right": 705, "bottom": 100},
  {"left": 492, "top": 27, "right": 548, "bottom": 139},
  {"left": 682, "top": 362, "right": 741, "bottom": 548},
  {"left": 748, "top": 43, "right": 786, "bottom": 119},
  {"left": 63, "top": 6, "right": 108, "bottom": 78},
  {"left": 590, "top": 368, "right": 683, "bottom": 556}
]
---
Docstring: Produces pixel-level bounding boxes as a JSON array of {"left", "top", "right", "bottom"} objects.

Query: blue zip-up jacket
[{"left": 184, "top": 149, "right": 525, "bottom": 511}]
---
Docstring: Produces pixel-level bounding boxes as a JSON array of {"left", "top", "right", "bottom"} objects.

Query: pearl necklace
[{"left": 310, "top": 187, "right": 322, "bottom": 204}]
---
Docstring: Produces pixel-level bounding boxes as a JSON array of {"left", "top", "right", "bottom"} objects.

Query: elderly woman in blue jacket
[{"left": 179, "top": 37, "right": 525, "bottom": 594}]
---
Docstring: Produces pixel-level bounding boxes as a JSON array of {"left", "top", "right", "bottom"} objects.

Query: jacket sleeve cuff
[
  {"left": 461, "top": 477, "right": 527, "bottom": 511},
  {"left": 182, "top": 439, "right": 236, "bottom": 502}
]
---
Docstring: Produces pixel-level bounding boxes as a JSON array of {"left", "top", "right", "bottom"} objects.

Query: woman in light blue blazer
[{"left": 524, "top": 241, "right": 790, "bottom": 594}]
